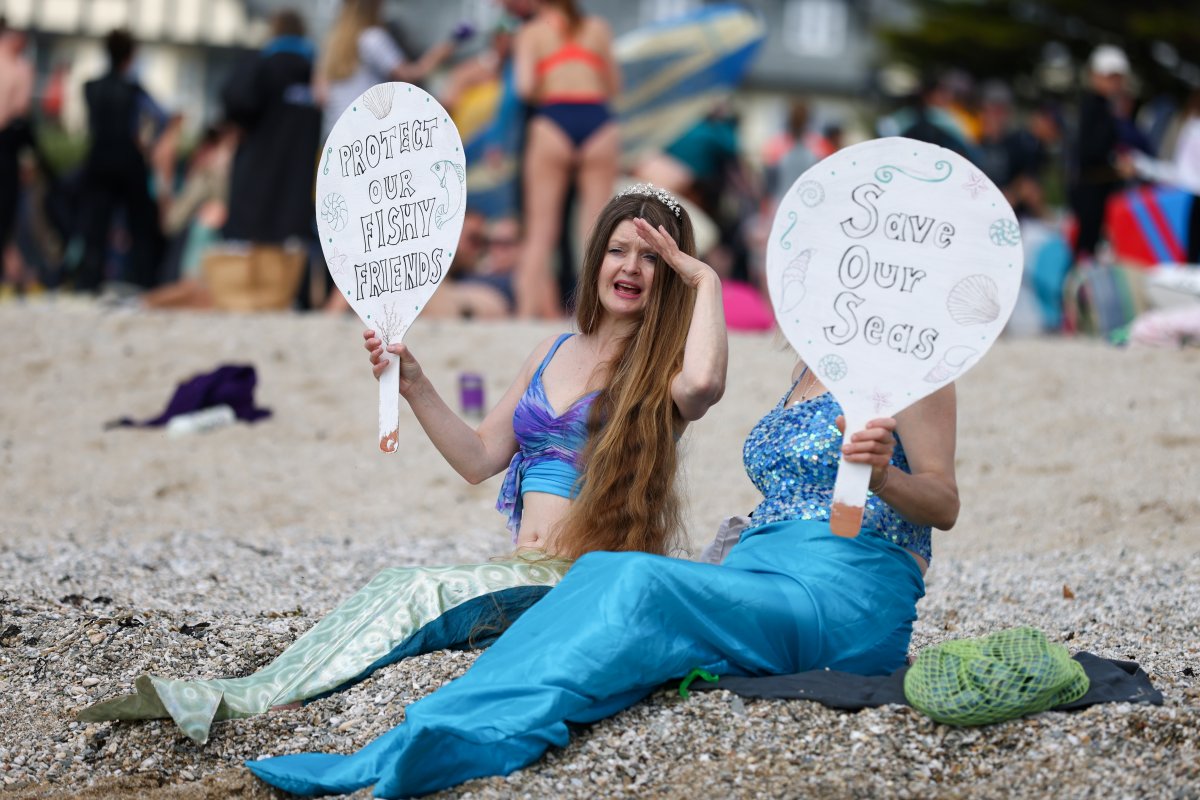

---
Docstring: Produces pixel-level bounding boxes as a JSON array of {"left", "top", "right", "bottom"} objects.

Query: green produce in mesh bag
[{"left": 904, "top": 627, "right": 1089, "bottom": 726}]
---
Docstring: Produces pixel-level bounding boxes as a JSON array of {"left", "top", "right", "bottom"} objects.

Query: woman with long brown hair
[
  {"left": 80, "top": 185, "right": 727, "bottom": 744},
  {"left": 512, "top": 0, "right": 622, "bottom": 318},
  {"left": 379, "top": 185, "right": 724, "bottom": 559}
]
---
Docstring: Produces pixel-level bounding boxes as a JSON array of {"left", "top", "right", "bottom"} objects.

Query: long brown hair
[
  {"left": 540, "top": 0, "right": 583, "bottom": 34},
  {"left": 320, "top": 0, "right": 383, "bottom": 83},
  {"left": 554, "top": 192, "right": 697, "bottom": 559}
]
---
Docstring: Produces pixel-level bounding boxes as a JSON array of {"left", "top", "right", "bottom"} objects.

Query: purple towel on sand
[{"left": 110, "top": 364, "right": 271, "bottom": 428}]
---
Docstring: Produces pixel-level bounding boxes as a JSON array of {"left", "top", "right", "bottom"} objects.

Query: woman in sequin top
[
  {"left": 744, "top": 360, "right": 959, "bottom": 573},
  {"left": 246, "top": 362, "right": 960, "bottom": 799}
]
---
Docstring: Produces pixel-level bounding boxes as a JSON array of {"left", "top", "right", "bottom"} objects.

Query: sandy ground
[{"left": 1, "top": 301, "right": 1198, "bottom": 798}]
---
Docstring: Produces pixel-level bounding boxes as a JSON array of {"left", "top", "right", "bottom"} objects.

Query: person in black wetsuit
[
  {"left": 74, "top": 29, "right": 167, "bottom": 292},
  {"left": 221, "top": 9, "right": 321, "bottom": 254}
]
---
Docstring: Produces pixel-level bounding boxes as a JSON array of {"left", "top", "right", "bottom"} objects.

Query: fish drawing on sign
[
  {"left": 431, "top": 160, "right": 465, "bottom": 229},
  {"left": 776, "top": 248, "right": 814, "bottom": 312}
]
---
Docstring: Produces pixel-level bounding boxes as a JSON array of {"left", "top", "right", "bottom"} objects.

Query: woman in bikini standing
[{"left": 512, "top": 0, "right": 621, "bottom": 318}]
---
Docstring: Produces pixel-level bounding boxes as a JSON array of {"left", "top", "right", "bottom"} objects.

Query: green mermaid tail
[{"left": 78, "top": 557, "right": 570, "bottom": 744}]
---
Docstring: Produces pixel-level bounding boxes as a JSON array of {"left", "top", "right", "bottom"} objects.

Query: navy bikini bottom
[{"left": 536, "top": 102, "right": 612, "bottom": 147}]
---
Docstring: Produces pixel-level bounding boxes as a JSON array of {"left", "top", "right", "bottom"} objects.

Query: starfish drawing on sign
[
  {"left": 326, "top": 246, "right": 348, "bottom": 280},
  {"left": 962, "top": 172, "right": 988, "bottom": 199},
  {"left": 871, "top": 390, "right": 891, "bottom": 414}
]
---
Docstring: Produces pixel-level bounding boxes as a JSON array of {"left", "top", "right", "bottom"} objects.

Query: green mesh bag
[{"left": 903, "top": 627, "right": 1089, "bottom": 726}]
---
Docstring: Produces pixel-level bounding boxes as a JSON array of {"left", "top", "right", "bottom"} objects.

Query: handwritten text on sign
[
  {"left": 767, "top": 138, "right": 1022, "bottom": 424},
  {"left": 318, "top": 83, "right": 465, "bottom": 334},
  {"left": 823, "top": 184, "right": 961, "bottom": 359},
  {"left": 334, "top": 119, "right": 448, "bottom": 300}
]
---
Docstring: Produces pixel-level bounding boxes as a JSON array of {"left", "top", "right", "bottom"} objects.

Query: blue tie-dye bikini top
[
  {"left": 497, "top": 333, "right": 598, "bottom": 540},
  {"left": 742, "top": 374, "right": 932, "bottom": 562}
]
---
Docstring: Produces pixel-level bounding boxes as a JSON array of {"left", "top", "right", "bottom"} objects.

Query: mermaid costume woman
[
  {"left": 247, "top": 380, "right": 931, "bottom": 797},
  {"left": 79, "top": 334, "right": 594, "bottom": 744}
]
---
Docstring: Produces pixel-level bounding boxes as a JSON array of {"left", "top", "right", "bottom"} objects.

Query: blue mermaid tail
[{"left": 247, "top": 520, "right": 924, "bottom": 797}]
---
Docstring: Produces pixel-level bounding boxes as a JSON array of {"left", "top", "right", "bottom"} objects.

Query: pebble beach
[{"left": 1, "top": 301, "right": 1198, "bottom": 798}]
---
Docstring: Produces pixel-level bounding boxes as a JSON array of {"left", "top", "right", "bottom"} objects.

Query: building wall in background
[
  {"left": 2, "top": 0, "right": 893, "bottom": 160},
  {"left": 0, "top": 0, "right": 264, "bottom": 138}
]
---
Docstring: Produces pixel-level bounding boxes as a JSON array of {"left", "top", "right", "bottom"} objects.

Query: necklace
[{"left": 791, "top": 368, "right": 823, "bottom": 406}]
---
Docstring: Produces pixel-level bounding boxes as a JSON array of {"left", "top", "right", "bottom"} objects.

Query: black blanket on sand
[{"left": 690, "top": 653, "right": 1162, "bottom": 712}]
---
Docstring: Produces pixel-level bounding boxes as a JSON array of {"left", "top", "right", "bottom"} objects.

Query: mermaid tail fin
[
  {"left": 77, "top": 560, "right": 569, "bottom": 745},
  {"left": 248, "top": 718, "right": 569, "bottom": 798},
  {"left": 77, "top": 675, "right": 227, "bottom": 744},
  {"left": 247, "top": 751, "right": 376, "bottom": 797}
]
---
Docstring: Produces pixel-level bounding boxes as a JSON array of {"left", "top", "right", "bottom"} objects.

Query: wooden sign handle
[
  {"left": 378, "top": 357, "right": 400, "bottom": 454},
  {"left": 829, "top": 424, "right": 872, "bottom": 537}
]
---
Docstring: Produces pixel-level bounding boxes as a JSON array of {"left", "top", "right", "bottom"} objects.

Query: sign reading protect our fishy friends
[
  {"left": 766, "top": 137, "right": 1021, "bottom": 535},
  {"left": 317, "top": 82, "right": 466, "bottom": 452}
]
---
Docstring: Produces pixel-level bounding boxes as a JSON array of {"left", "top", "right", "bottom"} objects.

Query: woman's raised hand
[
  {"left": 836, "top": 415, "right": 897, "bottom": 487},
  {"left": 363, "top": 330, "right": 424, "bottom": 395},
  {"left": 632, "top": 217, "right": 716, "bottom": 289}
]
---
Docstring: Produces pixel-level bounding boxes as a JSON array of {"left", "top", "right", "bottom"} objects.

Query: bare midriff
[
  {"left": 535, "top": 66, "right": 608, "bottom": 105},
  {"left": 531, "top": 19, "right": 610, "bottom": 104},
  {"left": 514, "top": 491, "right": 573, "bottom": 556}
]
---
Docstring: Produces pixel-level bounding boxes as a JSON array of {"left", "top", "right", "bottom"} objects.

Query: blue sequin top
[{"left": 742, "top": 378, "right": 932, "bottom": 562}]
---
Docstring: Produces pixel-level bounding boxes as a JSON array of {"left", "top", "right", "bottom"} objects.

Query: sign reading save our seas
[
  {"left": 767, "top": 137, "right": 1022, "bottom": 535},
  {"left": 316, "top": 83, "right": 467, "bottom": 452}
]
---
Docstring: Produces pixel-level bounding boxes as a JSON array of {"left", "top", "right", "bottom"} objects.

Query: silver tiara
[{"left": 616, "top": 182, "right": 682, "bottom": 217}]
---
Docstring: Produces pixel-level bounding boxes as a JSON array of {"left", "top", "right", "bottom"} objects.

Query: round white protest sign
[
  {"left": 766, "top": 137, "right": 1022, "bottom": 535},
  {"left": 317, "top": 83, "right": 466, "bottom": 452}
]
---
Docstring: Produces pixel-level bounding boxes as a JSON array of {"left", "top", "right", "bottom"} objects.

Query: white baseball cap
[{"left": 1090, "top": 45, "right": 1131, "bottom": 76}]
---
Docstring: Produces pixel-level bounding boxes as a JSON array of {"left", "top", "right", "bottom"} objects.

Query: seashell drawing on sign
[
  {"left": 819, "top": 353, "right": 848, "bottom": 381},
  {"left": 924, "top": 345, "right": 979, "bottom": 383},
  {"left": 361, "top": 83, "right": 396, "bottom": 120},
  {"left": 776, "top": 248, "right": 814, "bottom": 312},
  {"left": 989, "top": 218, "right": 1020, "bottom": 246},
  {"left": 946, "top": 274, "right": 1001, "bottom": 326},
  {"left": 320, "top": 193, "right": 349, "bottom": 232},
  {"left": 794, "top": 180, "right": 825, "bottom": 207}
]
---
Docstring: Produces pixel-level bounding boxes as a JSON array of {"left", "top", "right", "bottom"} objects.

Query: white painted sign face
[
  {"left": 316, "top": 83, "right": 466, "bottom": 452},
  {"left": 766, "top": 137, "right": 1022, "bottom": 534}
]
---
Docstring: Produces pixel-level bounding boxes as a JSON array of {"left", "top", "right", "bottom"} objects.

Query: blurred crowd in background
[{"left": 0, "top": 0, "right": 1198, "bottom": 340}]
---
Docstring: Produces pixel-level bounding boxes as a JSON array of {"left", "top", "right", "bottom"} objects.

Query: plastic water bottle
[
  {"left": 459, "top": 373, "right": 485, "bottom": 421},
  {"left": 166, "top": 404, "right": 237, "bottom": 438}
]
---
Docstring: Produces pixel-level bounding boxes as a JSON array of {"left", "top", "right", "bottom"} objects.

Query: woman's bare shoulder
[
  {"left": 516, "top": 18, "right": 553, "bottom": 49},
  {"left": 528, "top": 334, "right": 563, "bottom": 362},
  {"left": 581, "top": 16, "right": 613, "bottom": 45}
]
